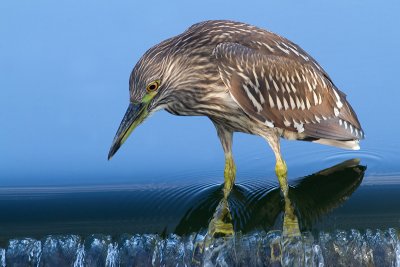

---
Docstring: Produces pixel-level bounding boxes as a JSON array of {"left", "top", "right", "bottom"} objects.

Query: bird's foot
[
  {"left": 192, "top": 203, "right": 234, "bottom": 266},
  {"left": 207, "top": 198, "right": 234, "bottom": 238}
]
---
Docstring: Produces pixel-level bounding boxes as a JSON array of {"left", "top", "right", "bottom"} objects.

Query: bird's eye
[{"left": 146, "top": 80, "right": 160, "bottom": 92}]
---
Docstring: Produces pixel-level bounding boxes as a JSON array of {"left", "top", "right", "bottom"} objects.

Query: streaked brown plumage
[{"left": 109, "top": 20, "right": 364, "bottom": 199}]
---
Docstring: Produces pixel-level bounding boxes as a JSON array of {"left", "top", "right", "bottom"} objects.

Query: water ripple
[{"left": 0, "top": 159, "right": 372, "bottom": 239}]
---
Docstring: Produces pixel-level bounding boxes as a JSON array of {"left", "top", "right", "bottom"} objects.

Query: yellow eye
[{"left": 146, "top": 80, "right": 160, "bottom": 92}]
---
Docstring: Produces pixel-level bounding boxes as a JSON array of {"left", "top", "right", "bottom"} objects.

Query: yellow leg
[
  {"left": 223, "top": 153, "right": 236, "bottom": 198},
  {"left": 213, "top": 124, "right": 235, "bottom": 198},
  {"left": 205, "top": 126, "right": 236, "bottom": 237},
  {"left": 275, "top": 158, "right": 288, "bottom": 197},
  {"left": 275, "top": 158, "right": 300, "bottom": 237},
  {"left": 207, "top": 153, "right": 236, "bottom": 237}
]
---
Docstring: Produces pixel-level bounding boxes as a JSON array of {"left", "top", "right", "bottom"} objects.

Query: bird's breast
[{"left": 164, "top": 87, "right": 275, "bottom": 136}]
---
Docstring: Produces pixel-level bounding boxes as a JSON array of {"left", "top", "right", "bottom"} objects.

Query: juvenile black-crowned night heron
[{"left": 108, "top": 20, "right": 364, "bottom": 201}]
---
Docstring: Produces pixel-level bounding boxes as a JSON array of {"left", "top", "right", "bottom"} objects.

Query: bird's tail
[{"left": 312, "top": 138, "right": 360, "bottom": 150}]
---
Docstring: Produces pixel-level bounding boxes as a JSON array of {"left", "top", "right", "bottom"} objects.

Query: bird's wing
[{"left": 213, "top": 42, "right": 364, "bottom": 141}]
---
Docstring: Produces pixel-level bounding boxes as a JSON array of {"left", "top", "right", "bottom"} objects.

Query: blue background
[{"left": 1, "top": 1, "right": 399, "bottom": 186}]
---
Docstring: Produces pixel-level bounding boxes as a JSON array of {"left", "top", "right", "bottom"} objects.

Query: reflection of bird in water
[
  {"left": 175, "top": 159, "right": 365, "bottom": 236},
  {"left": 108, "top": 20, "right": 364, "bottom": 235}
]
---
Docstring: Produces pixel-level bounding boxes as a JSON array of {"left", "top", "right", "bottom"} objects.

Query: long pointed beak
[{"left": 108, "top": 102, "right": 148, "bottom": 160}]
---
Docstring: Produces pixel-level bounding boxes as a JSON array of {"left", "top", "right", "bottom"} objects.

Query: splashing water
[{"left": 1, "top": 229, "right": 399, "bottom": 266}]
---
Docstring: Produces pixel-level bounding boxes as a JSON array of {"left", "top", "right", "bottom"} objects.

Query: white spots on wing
[
  {"left": 300, "top": 98, "right": 306, "bottom": 110},
  {"left": 265, "top": 78, "right": 271, "bottom": 90},
  {"left": 334, "top": 107, "right": 340, "bottom": 117},
  {"left": 284, "top": 83, "right": 291, "bottom": 93},
  {"left": 263, "top": 43, "right": 275, "bottom": 52},
  {"left": 318, "top": 93, "right": 322, "bottom": 105},
  {"left": 236, "top": 63, "right": 244, "bottom": 73},
  {"left": 333, "top": 89, "right": 344, "bottom": 108},
  {"left": 272, "top": 79, "right": 280, "bottom": 92},
  {"left": 305, "top": 97, "right": 311, "bottom": 109},
  {"left": 242, "top": 84, "right": 263, "bottom": 112},
  {"left": 290, "top": 74, "right": 296, "bottom": 84},
  {"left": 264, "top": 120, "right": 274, "bottom": 128},
  {"left": 339, "top": 119, "right": 343, "bottom": 126},
  {"left": 238, "top": 72, "right": 265, "bottom": 105},
  {"left": 252, "top": 67, "right": 259, "bottom": 87},
  {"left": 289, "top": 95, "right": 296, "bottom": 109},
  {"left": 214, "top": 34, "right": 359, "bottom": 137},
  {"left": 283, "top": 97, "right": 289, "bottom": 110},
  {"left": 259, "top": 93, "right": 265, "bottom": 104},
  {"left": 238, "top": 72, "right": 251, "bottom": 83},
  {"left": 253, "top": 40, "right": 275, "bottom": 53},
  {"left": 307, "top": 67, "right": 316, "bottom": 79},
  {"left": 288, "top": 46, "right": 300, "bottom": 56},
  {"left": 268, "top": 94, "right": 275, "bottom": 108},
  {"left": 295, "top": 96, "right": 301, "bottom": 109},
  {"left": 300, "top": 54, "right": 309, "bottom": 61},
  {"left": 290, "top": 83, "right": 297, "bottom": 93},
  {"left": 293, "top": 120, "right": 304, "bottom": 133},
  {"left": 277, "top": 41, "right": 310, "bottom": 61},
  {"left": 252, "top": 84, "right": 265, "bottom": 105},
  {"left": 313, "top": 61, "right": 322, "bottom": 71},
  {"left": 313, "top": 91, "right": 319, "bottom": 105},
  {"left": 280, "top": 83, "right": 286, "bottom": 93},
  {"left": 276, "top": 42, "right": 290, "bottom": 54},
  {"left": 276, "top": 95, "right": 283, "bottom": 110},
  {"left": 312, "top": 79, "right": 317, "bottom": 91},
  {"left": 295, "top": 70, "right": 301, "bottom": 82},
  {"left": 283, "top": 117, "right": 291, "bottom": 127},
  {"left": 285, "top": 71, "right": 290, "bottom": 84},
  {"left": 320, "top": 76, "right": 327, "bottom": 88},
  {"left": 280, "top": 72, "right": 286, "bottom": 83},
  {"left": 306, "top": 80, "right": 313, "bottom": 92},
  {"left": 260, "top": 66, "right": 265, "bottom": 79},
  {"left": 280, "top": 42, "right": 290, "bottom": 49}
]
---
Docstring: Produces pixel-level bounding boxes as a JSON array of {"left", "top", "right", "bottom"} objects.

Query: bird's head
[{"left": 108, "top": 43, "right": 184, "bottom": 160}]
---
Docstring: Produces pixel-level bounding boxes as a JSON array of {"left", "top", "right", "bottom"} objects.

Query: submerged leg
[{"left": 207, "top": 123, "right": 235, "bottom": 237}]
